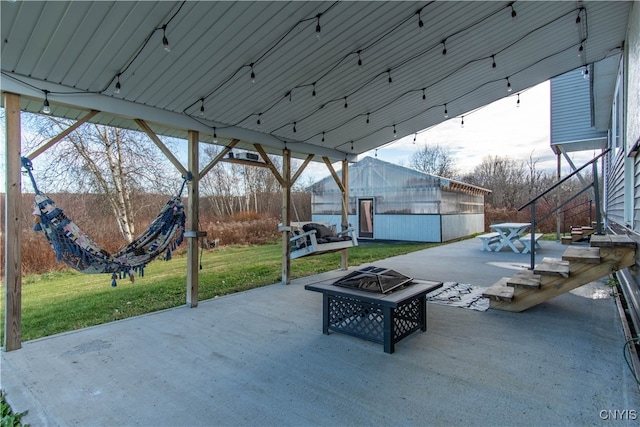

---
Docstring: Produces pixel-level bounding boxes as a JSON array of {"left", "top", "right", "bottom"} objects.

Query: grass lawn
[{"left": 1, "top": 241, "right": 436, "bottom": 343}]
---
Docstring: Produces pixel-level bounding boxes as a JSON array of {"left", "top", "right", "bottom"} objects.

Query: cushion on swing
[{"left": 302, "top": 223, "right": 335, "bottom": 238}]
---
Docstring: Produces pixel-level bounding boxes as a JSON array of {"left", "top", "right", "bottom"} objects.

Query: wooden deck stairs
[
  {"left": 483, "top": 235, "right": 636, "bottom": 312},
  {"left": 561, "top": 225, "right": 595, "bottom": 245}
]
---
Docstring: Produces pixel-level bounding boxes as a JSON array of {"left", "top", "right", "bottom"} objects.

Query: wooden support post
[
  {"left": 186, "top": 130, "right": 199, "bottom": 307},
  {"left": 4, "top": 92, "right": 22, "bottom": 351},
  {"left": 282, "top": 148, "right": 291, "bottom": 285},
  {"left": 341, "top": 159, "right": 349, "bottom": 270},
  {"left": 27, "top": 110, "right": 99, "bottom": 160},
  {"left": 200, "top": 139, "right": 239, "bottom": 178},
  {"left": 135, "top": 119, "right": 188, "bottom": 178}
]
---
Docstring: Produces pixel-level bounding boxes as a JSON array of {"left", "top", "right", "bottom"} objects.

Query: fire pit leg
[{"left": 383, "top": 307, "right": 393, "bottom": 354}]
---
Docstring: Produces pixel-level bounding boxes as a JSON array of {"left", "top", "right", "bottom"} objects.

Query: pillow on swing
[{"left": 302, "top": 222, "right": 335, "bottom": 238}]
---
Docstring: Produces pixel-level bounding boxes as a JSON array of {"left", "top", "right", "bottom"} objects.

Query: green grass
[{"left": 1, "top": 241, "right": 436, "bottom": 343}]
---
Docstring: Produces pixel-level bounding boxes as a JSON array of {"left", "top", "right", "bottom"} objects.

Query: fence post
[{"left": 592, "top": 162, "right": 602, "bottom": 234}]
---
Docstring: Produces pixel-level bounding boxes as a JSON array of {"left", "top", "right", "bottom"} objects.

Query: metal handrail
[{"left": 517, "top": 149, "right": 609, "bottom": 269}]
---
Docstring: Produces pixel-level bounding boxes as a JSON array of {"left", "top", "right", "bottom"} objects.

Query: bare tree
[
  {"left": 462, "top": 155, "right": 528, "bottom": 208},
  {"left": 22, "top": 113, "right": 178, "bottom": 242},
  {"left": 410, "top": 143, "right": 458, "bottom": 178}
]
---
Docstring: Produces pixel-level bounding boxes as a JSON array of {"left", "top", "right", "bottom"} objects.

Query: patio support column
[
  {"left": 186, "top": 130, "right": 199, "bottom": 307},
  {"left": 556, "top": 153, "right": 561, "bottom": 241},
  {"left": 340, "top": 159, "right": 349, "bottom": 270},
  {"left": 4, "top": 92, "right": 22, "bottom": 351},
  {"left": 282, "top": 148, "right": 291, "bottom": 284}
]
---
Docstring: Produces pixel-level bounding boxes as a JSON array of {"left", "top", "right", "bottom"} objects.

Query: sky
[{"left": 299, "top": 80, "right": 598, "bottom": 183}]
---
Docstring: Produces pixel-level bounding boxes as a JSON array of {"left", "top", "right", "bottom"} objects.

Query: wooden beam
[
  {"left": 4, "top": 92, "right": 22, "bottom": 351},
  {"left": 340, "top": 159, "right": 349, "bottom": 271},
  {"left": 322, "top": 157, "right": 346, "bottom": 194},
  {"left": 134, "top": 119, "right": 188, "bottom": 178},
  {"left": 282, "top": 149, "right": 291, "bottom": 285},
  {"left": 186, "top": 130, "right": 199, "bottom": 308},
  {"left": 254, "top": 144, "right": 284, "bottom": 187},
  {"left": 200, "top": 139, "right": 239, "bottom": 178},
  {"left": 26, "top": 110, "right": 100, "bottom": 160},
  {"left": 291, "top": 154, "right": 314, "bottom": 186}
]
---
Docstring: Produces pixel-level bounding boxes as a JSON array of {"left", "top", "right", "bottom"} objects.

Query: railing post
[
  {"left": 530, "top": 202, "right": 536, "bottom": 270},
  {"left": 592, "top": 162, "right": 602, "bottom": 234}
]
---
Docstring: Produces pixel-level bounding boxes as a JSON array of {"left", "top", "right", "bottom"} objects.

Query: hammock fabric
[{"left": 22, "top": 157, "right": 188, "bottom": 286}]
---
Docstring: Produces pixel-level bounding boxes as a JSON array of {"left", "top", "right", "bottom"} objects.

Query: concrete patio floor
[{"left": 2, "top": 238, "right": 639, "bottom": 426}]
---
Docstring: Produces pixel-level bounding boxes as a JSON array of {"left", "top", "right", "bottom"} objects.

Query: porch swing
[
  {"left": 288, "top": 191, "right": 357, "bottom": 260},
  {"left": 21, "top": 157, "right": 188, "bottom": 286}
]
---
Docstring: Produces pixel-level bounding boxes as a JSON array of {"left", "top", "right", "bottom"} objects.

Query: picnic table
[{"left": 489, "top": 222, "right": 531, "bottom": 253}]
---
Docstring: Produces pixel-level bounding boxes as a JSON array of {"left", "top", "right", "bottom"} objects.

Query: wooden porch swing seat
[{"left": 289, "top": 222, "right": 358, "bottom": 259}]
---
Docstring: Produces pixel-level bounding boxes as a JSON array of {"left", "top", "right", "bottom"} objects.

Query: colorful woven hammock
[{"left": 22, "top": 157, "right": 188, "bottom": 286}]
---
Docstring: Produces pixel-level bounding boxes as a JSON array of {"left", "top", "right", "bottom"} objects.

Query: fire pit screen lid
[{"left": 332, "top": 266, "right": 413, "bottom": 294}]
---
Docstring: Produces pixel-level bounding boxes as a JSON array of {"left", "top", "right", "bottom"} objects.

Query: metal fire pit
[{"left": 332, "top": 266, "right": 413, "bottom": 294}]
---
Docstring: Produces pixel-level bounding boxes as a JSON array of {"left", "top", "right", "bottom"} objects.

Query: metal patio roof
[{"left": 0, "top": 1, "right": 632, "bottom": 161}]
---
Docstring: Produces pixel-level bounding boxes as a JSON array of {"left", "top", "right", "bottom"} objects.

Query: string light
[
  {"left": 199, "top": 99, "right": 205, "bottom": 117},
  {"left": 387, "top": 69, "right": 392, "bottom": 86},
  {"left": 506, "top": 77, "right": 512, "bottom": 92},
  {"left": 375, "top": 149, "right": 378, "bottom": 157},
  {"left": 413, "top": 133, "right": 417, "bottom": 144},
  {"left": 444, "top": 104, "right": 448, "bottom": 119},
  {"left": 312, "top": 82, "right": 316, "bottom": 99},
  {"left": 441, "top": 39, "right": 447, "bottom": 56},
  {"left": 257, "top": 113, "right": 262, "bottom": 125},
  {"left": 162, "top": 24, "right": 170, "bottom": 52},
  {"left": 417, "top": 9, "right": 424, "bottom": 31},
  {"left": 422, "top": 88, "right": 426, "bottom": 102},
  {"left": 250, "top": 63, "right": 256, "bottom": 83},
  {"left": 350, "top": 141, "right": 354, "bottom": 151},
  {"left": 357, "top": 50, "right": 363, "bottom": 68},
  {"left": 113, "top": 74, "right": 122, "bottom": 94},
  {"left": 293, "top": 121, "right": 297, "bottom": 133},
  {"left": 509, "top": 2, "right": 517, "bottom": 21},
  {"left": 213, "top": 127, "right": 218, "bottom": 143},
  {"left": 582, "top": 65, "right": 589, "bottom": 80},
  {"left": 344, "top": 96, "right": 348, "bottom": 108},
  {"left": 576, "top": 8, "right": 583, "bottom": 24},
  {"left": 321, "top": 131, "right": 325, "bottom": 142},
  {"left": 461, "top": 116, "right": 465, "bottom": 128},
  {"left": 491, "top": 55, "right": 497, "bottom": 69},
  {"left": 315, "top": 13, "right": 322, "bottom": 40},
  {"left": 42, "top": 90, "right": 51, "bottom": 114},
  {"left": 516, "top": 93, "right": 521, "bottom": 107},
  {"left": 366, "top": 113, "right": 370, "bottom": 124},
  {"left": 393, "top": 124, "right": 397, "bottom": 138},
  {"left": 578, "top": 42, "right": 584, "bottom": 57}
]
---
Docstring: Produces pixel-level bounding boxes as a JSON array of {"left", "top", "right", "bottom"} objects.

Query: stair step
[
  {"left": 590, "top": 234, "right": 636, "bottom": 248},
  {"left": 534, "top": 257, "right": 570, "bottom": 278},
  {"left": 507, "top": 270, "right": 541, "bottom": 289},
  {"left": 562, "top": 246, "right": 601, "bottom": 264},
  {"left": 482, "top": 278, "right": 515, "bottom": 301},
  {"left": 561, "top": 236, "right": 573, "bottom": 245}
]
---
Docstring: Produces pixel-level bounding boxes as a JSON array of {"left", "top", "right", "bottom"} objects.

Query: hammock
[{"left": 21, "top": 157, "right": 188, "bottom": 286}]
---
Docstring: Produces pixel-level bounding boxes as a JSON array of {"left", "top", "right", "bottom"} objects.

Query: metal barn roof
[{"left": 0, "top": 1, "right": 632, "bottom": 161}]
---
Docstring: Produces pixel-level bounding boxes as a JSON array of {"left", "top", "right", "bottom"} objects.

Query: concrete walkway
[{"left": 2, "top": 239, "right": 639, "bottom": 426}]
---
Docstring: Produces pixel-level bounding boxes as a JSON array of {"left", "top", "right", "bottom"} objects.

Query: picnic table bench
[
  {"left": 477, "top": 232, "right": 501, "bottom": 251},
  {"left": 519, "top": 233, "right": 543, "bottom": 254}
]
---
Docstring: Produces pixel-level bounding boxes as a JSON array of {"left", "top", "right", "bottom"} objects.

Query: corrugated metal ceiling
[{"left": 0, "top": 1, "right": 632, "bottom": 161}]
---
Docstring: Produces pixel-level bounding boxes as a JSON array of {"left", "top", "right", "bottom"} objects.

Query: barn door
[{"left": 358, "top": 198, "right": 374, "bottom": 238}]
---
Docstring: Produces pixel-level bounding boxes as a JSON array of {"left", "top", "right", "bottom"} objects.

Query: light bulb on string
[
  {"left": 162, "top": 24, "right": 170, "bottom": 52},
  {"left": 509, "top": 2, "right": 517, "bottom": 21},
  {"left": 321, "top": 131, "right": 325, "bottom": 142},
  {"left": 516, "top": 93, "right": 521, "bottom": 107},
  {"left": 357, "top": 50, "right": 363, "bottom": 68},
  {"left": 444, "top": 104, "right": 448, "bottom": 119},
  {"left": 460, "top": 116, "right": 464, "bottom": 128},
  {"left": 422, "top": 88, "right": 426, "bottom": 102},
  {"left": 250, "top": 63, "right": 256, "bottom": 83},
  {"left": 583, "top": 65, "right": 590, "bottom": 80},
  {"left": 114, "top": 74, "right": 121, "bottom": 94},
  {"left": 315, "top": 13, "right": 321, "bottom": 40},
  {"left": 42, "top": 90, "right": 51, "bottom": 114},
  {"left": 413, "top": 133, "right": 417, "bottom": 144},
  {"left": 441, "top": 39, "right": 447, "bottom": 56},
  {"left": 344, "top": 96, "right": 348, "bottom": 108},
  {"left": 375, "top": 149, "right": 378, "bottom": 158},
  {"left": 576, "top": 8, "right": 583, "bottom": 25},
  {"left": 366, "top": 113, "right": 370, "bottom": 124},
  {"left": 506, "top": 77, "right": 512, "bottom": 92},
  {"left": 257, "top": 113, "right": 262, "bottom": 125},
  {"left": 387, "top": 69, "right": 392, "bottom": 86},
  {"left": 199, "top": 99, "right": 205, "bottom": 117},
  {"left": 393, "top": 124, "right": 397, "bottom": 138},
  {"left": 350, "top": 141, "right": 354, "bottom": 151},
  {"left": 491, "top": 55, "right": 497, "bottom": 69},
  {"left": 213, "top": 127, "right": 218, "bottom": 143},
  {"left": 293, "top": 121, "right": 297, "bottom": 133},
  {"left": 578, "top": 43, "right": 584, "bottom": 57},
  {"left": 312, "top": 82, "right": 316, "bottom": 99},
  {"left": 416, "top": 9, "right": 424, "bottom": 31}
]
